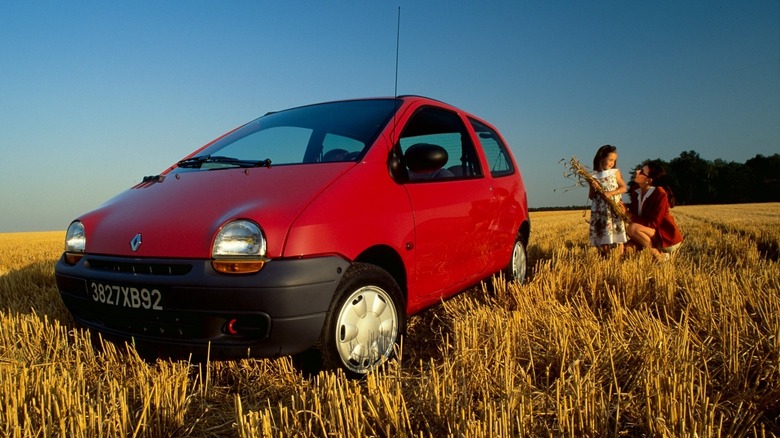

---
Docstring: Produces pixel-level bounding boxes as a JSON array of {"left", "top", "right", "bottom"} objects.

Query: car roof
[{"left": 264, "top": 95, "right": 452, "bottom": 115}]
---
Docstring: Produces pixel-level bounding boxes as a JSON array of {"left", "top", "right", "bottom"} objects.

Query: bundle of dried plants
[{"left": 561, "top": 156, "right": 632, "bottom": 224}]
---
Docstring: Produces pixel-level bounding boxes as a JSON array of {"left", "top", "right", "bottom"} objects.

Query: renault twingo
[{"left": 55, "top": 96, "right": 530, "bottom": 377}]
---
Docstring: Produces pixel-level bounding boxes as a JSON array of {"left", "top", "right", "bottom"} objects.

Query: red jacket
[{"left": 628, "top": 187, "right": 683, "bottom": 248}]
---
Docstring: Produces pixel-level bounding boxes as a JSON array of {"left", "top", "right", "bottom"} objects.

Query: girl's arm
[
  {"left": 611, "top": 169, "right": 627, "bottom": 197},
  {"left": 588, "top": 172, "right": 600, "bottom": 200}
]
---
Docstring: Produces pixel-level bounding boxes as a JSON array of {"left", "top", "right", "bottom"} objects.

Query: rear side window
[
  {"left": 470, "top": 118, "right": 514, "bottom": 177},
  {"left": 398, "top": 107, "right": 482, "bottom": 180}
]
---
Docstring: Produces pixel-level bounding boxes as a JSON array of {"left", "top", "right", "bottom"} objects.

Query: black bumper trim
[{"left": 55, "top": 254, "right": 349, "bottom": 358}]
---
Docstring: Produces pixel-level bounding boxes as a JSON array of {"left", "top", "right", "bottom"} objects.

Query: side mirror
[
  {"left": 404, "top": 143, "right": 448, "bottom": 174},
  {"left": 388, "top": 149, "right": 405, "bottom": 180}
]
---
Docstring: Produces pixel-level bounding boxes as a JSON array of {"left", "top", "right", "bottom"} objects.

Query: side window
[
  {"left": 398, "top": 107, "right": 482, "bottom": 180},
  {"left": 470, "top": 118, "right": 514, "bottom": 177}
]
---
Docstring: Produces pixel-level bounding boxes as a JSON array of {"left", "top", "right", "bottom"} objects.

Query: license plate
[{"left": 89, "top": 282, "right": 164, "bottom": 311}]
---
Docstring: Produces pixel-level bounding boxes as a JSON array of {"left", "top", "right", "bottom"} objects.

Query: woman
[{"left": 626, "top": 162, "right": 683, "bottom": 261}]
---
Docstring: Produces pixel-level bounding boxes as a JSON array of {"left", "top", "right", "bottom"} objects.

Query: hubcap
[
  {"left": 512, "top": 242, "right": 527, "bottom": 280},
  {"left": 335, "top": 285, "right": 398, "bottom": 373}
]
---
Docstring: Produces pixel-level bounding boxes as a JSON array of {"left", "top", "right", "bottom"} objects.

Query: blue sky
[{"left": 1, "top": 1, "right": 778, "bottom": 232}]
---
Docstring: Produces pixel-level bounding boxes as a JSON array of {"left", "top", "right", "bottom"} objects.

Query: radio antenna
[
  {"left": 394, "top": 6, "right": 401, "bottom": 97},
  {"left": 389, "top": 7, "right": 402, "bottom": 175}
]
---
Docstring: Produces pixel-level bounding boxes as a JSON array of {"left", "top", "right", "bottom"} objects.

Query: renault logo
[{"left": 130, "top": 233, "right": 142, "bottom": 252}]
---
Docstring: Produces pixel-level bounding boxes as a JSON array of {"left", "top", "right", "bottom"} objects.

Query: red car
[{"left": 55, "top": 96, "right": 530, "bottom": 376}]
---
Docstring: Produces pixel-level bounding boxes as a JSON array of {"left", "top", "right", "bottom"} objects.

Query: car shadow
[
  {"left": 0, "top": 260, "right": 74, "bottom": 327},
  {"left": 402, "top": 305, "right": 452, "bottom": 367}
]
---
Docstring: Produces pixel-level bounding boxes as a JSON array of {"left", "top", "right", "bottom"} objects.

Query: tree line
[
  {"left": 533, "top": 151, "right": 779, "bottom": 212},
  {"left": 638, "top": 151, "right": 780, "bottom": 205}
]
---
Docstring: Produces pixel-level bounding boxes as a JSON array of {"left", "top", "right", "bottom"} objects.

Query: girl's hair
[
  {"left": 592, "top": 144, "right": 617, "bottom": 171},
  {"left": 645, "top": 161, "right": 677, "bottom": 207}
]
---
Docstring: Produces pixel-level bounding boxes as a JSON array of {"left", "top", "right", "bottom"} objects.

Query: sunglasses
[{"left": 637, "top": 169, "right": 650, "bottom": 178}]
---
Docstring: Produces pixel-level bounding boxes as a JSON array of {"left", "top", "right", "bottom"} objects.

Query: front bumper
[{"left": 55, "top": 253, "right": 349, "bottom": 359}]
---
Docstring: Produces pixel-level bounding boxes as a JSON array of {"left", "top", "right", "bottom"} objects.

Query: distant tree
[
  {"left": 746, "top": 154, "right": 780, "bottom": 202},
  {"left": 668, "top": 151, "right": 714, "bottom": 205},
  {"left": 711, "top": 159, "right": 754, "bottom": 204},
  {"left": 638, "top": 151, "right": 780, "bottom": 205}
]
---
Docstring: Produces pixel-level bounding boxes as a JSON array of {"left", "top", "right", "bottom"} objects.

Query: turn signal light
[
  {"left": 64, "top": 252, "right": 84, "bottom": 265},
  {"left": 212, "top": 260, "right": 266, "bottom": 274}
]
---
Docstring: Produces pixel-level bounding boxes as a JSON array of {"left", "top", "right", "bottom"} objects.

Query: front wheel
[
  {"left": 319, "top": 263, "right": 405, "bottom": 377},
  {"left": 504, "top": 239, "right": 527, "bottom": 283}
]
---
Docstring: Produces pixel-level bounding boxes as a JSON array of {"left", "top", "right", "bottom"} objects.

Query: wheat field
[{"left": 1, "top": 204, "right": 778, "bottom": 437}]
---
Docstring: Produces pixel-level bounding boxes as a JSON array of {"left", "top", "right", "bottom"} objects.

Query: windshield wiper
[
  {"left": 176, "top": 155, "right": 272, "bottom": 169},
  {"left": 177, "top": 155, "right": 211, "bottom": 168}
]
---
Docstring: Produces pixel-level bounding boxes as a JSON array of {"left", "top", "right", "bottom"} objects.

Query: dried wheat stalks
[{"left": 561, "top": 156, "right": 632, "bottom": 224}]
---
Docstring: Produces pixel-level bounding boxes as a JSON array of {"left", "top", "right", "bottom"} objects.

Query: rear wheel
[
  {"left": 319, "top": 263, "right": 405, "bottom": 377},
  {"left": 505, "top": 238, "right": 527, "bottom": 283}
]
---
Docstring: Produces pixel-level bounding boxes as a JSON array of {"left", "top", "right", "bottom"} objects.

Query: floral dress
[{"left": 589, "top": 168, "right": 628, "bottom": 246}]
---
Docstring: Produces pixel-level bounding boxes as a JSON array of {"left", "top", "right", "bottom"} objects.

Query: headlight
[
  {"left": 212, "top": 220, "right": 268, "bottom": 274},
  {"left": 64, "top": 221, "right": 86, "bottom": 265}
]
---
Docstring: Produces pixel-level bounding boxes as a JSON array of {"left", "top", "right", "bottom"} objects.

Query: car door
[
  {"left": 396, "top": 106, "right": 498, "bottom": 298},
  {"left": 469, "top": 117, "right": 527, "bottom": 272}
]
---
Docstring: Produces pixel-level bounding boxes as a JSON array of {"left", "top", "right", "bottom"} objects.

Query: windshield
[{"left": 175, "top": 99, "right": 400, "bottom": 170}]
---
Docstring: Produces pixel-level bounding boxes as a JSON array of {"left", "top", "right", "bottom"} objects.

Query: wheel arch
[
  {"left": 353, "top": 245, "right": 407, "bottom": 301},
  {"left": 518, "top": 218, "right": 531, "bottom": 246}
]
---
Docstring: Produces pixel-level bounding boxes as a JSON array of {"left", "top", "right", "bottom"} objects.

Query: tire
[
  {"left": 504, "top": 238, "right": 527, "bottom": 283},
  {"left": 319, "top": 263, "right": 405, "bottom": 377}
]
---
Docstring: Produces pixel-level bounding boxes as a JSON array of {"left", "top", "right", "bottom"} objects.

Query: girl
[{"left": 589, "top": 145, "right": 628, "bottom": 255}]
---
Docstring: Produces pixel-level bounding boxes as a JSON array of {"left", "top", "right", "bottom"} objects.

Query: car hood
[{"left": 79, "top": 165, "right": 350, "bottom": 258}]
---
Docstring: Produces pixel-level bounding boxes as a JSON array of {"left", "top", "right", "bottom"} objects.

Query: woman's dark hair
[
  {"left": 592, "top": 144, "right": 617, "bottom": 171},
  {"left": 646, "top": 161, "right": 677, "bottom": 207}
]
